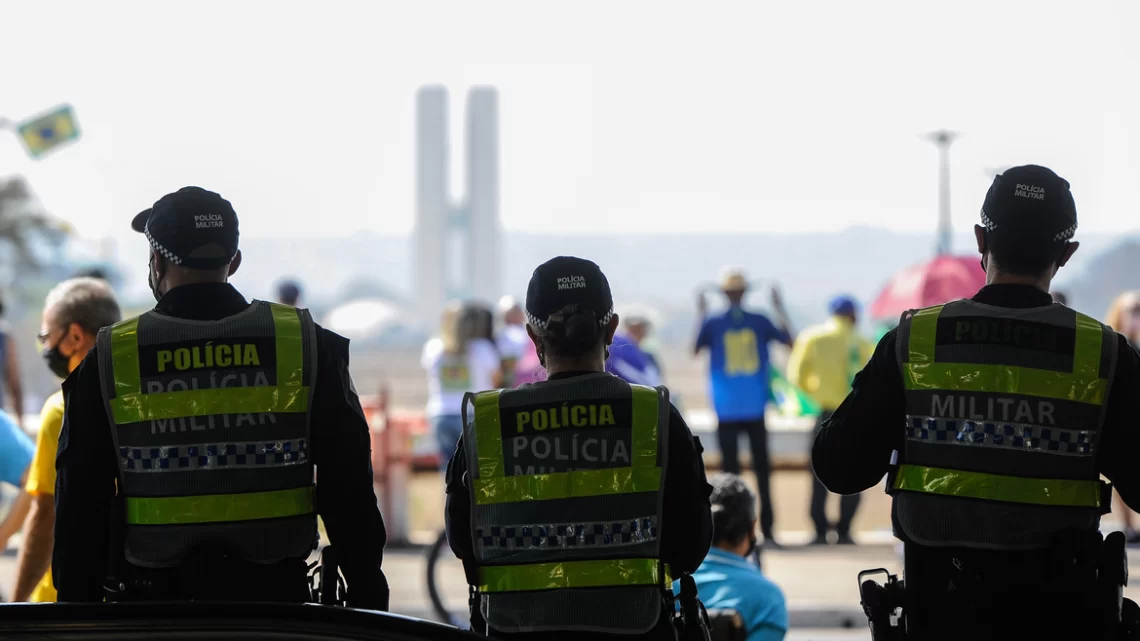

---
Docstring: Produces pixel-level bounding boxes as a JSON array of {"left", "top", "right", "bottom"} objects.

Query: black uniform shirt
[
  {"left": 444, "top": 371, "right": 714, "bottom": 578},
  {"left": 813, "top": 284, "right": 1140, "bottom": 513},
  {"left": 53, "top": 282, "right": 389, "bottom": 607}
]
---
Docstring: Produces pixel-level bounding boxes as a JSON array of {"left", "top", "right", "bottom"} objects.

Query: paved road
[{"left": 4, "top": 537, "right": 1139, "bottom": 634}]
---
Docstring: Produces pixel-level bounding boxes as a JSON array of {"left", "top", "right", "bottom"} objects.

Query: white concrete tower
[
  {"left": 414, "top": 86, "right": 448, "bottom": 326},
  {"left": 414, "top": 85, "right": 502, "bottom": 327},
  {"left": 466, "top": 86, "right": 501, "bottom": 306}
]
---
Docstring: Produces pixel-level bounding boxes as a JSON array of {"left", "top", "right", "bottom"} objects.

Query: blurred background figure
[
  {"left": 627, "top": 311, "right": 663, "bottom": 380},
  {"left": 1051, "top": 290, "right": 1068, "bottom": 305},
  {"left": 1105, "top": 290, "right": 1140, "bottom": 544},
  {"left": 606, "top": 312, "right": 660, "bottom": 387},
  {"left": 499, "top": 295, "right": 545, "bottom": 387},
  {"left": 679, "top": 473, "right": 787, "bottom": 641},
  {"left": 512, "top": 339, "right": 545, "bottom": 387},
  {"left": 72, "top": 267, "right": 108, "bottom": 281},
  {"left": 495, "top": 296, "right": 527, "bottom": 388},
  {"left": 0, "top": 293, "right": 25, "bottom": 429},
  {"left": 420, "top": 301, "right": 502, "bottom": 466},
  {"left": 787, "top": 295, "right": 872, "bottom": 545},
  {"left": 467, "top": 302, "right": 514, "bottom": 388},
  {"left": 695, "top": 267, "right": 793, "bottom": 547},
  {"left": 0, "top": 408, "right": 34, "bottom": 557},
  {"left": 276, "top": 278, "right": 303, "bottom": 307}
]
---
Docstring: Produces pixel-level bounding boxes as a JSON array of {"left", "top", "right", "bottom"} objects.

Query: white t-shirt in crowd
[
  {"left": 421, "top": 337, "right": 501, "bottom": 418},
  {"left": 496, "top": 325, "right": 530, "bottom": 361}
]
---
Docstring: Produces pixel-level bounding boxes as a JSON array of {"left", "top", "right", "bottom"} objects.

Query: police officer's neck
[
  {"left": 985, "top": 269, "right": 1053, "bottom": 293},
  {"left": 714, "top": 538, "right": 752, "bottom": 559},
  {"left": 164, "top": 266, "right": 231, "bottom": 292},
  {"left": 544, "top": 354, "right": 605, "bottom": 377}
]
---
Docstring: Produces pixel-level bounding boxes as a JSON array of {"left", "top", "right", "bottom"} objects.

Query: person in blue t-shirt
[
  {"left": 0, "top": 408, "right": 35, "bottom": 554},
  {"left": 694, "top": 268, "right": 792, "bottom": 545},
  {"left": 675, "top": 473, "right": 787, "bottom": 641}
]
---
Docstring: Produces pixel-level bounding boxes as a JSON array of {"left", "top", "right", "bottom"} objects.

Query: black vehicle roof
[{"left": 0, "top": 602, "right": 482, "bottom": 641}]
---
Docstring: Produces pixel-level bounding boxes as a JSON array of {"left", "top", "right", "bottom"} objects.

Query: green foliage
[{"left": 0, "top": 176, "right": 67, "bottom": 279}]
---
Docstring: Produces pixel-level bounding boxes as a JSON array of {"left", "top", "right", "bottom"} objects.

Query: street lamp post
[{"left": 925, "top": 130, "right": 958, "bottom": 256}]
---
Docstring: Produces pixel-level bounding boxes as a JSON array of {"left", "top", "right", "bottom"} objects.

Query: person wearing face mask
[
  {"left": 10, "top": 277, "right": 120, "bottom": 603},
  {"left": 676, "top": 473, "right": 788, "bottom": 641},
  {"left": 52, "top": 187, "right": 389, "bottom": 609}
]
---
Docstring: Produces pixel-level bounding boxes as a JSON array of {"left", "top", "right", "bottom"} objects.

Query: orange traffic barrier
[{"left": 362, "top": 386, "right": 431, "bottom": 546}]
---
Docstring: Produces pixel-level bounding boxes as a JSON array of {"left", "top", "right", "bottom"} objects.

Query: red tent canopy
[{"left": 870, "top": 255, "right": 986, "bottom": 320}]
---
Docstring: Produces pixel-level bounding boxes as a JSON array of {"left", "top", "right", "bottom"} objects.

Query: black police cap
[
  {"left": 131, "top": 186, "right": 240, "bottom": 270},
  {"left": 525, "top": 256, "right": 614, "bottom": 329},
  {"left": 980, "top": 165, "right": 1077, "bottom": 243}
]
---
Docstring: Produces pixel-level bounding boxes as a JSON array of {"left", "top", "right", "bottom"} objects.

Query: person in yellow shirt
[
  {"left": 786, "top": 295, "right": 871, "bottom": 546},
  {"left": 12, "top": 277, "right": 120, "bottom": 602}
]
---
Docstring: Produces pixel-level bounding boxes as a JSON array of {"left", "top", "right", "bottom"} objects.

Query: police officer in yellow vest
[
  {"left": 53, "top": 187, "right": 389, "bottom": 608},
  {"left": 445, "top": 256, "right": 713, "bottom": 640},
  {"left": 813, "top": 166, "right": 1140, "bottom": 640}
]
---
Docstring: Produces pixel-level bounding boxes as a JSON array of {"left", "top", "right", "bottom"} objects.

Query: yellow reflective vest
[
  {"left": 463, "top": 373, "right": 672, "bottom": 633},
  {"left": 96, "top": 301, "right": 318, "bottom": 567},
  {"left": 892, "top": 300, "right": 1114, "bottom": 550}
]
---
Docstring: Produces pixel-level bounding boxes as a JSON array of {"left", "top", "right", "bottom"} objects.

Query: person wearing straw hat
[{"left": 695, "top": 267, "right": 792, "bottom": 547}]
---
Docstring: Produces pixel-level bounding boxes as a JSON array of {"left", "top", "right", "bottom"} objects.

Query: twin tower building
[{"left": 414, "top": 86, "right": 502, "bottom": 327}]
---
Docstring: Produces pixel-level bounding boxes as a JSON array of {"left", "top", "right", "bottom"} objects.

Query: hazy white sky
[{"left": 2, "top": 0, "right": 1137, "bottom": 252}]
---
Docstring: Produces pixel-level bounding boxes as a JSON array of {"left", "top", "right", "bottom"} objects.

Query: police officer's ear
[
  {"left": 227, "top": 250, "right": 242, "bottom": 277},
  {"left": 605, "top": 313, "right": 620, "bottom": 346},
  {"left": 1056, "top": 241, "right": 1079, "bottom": 268},
  {"left": 974, "top": 225, "right": 988, "bottom": 256},
  {"left": 150, "top": 250, "right": 166, "bottom": 283},
  {"left": 525, "top": 322, "right": 545, "bottom": 365}
]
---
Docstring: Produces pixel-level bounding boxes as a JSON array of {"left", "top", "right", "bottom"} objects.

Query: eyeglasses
[{"left": 36, "top": 327, "right": 63, "bottom": 348}]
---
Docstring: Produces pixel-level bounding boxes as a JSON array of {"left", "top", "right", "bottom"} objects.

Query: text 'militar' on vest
[
  {"left": 96, "top": 301, "right": 320, "bottom": 567},
  {"left": 893, "top": 300, "right": 1116, "bottom": 550}
]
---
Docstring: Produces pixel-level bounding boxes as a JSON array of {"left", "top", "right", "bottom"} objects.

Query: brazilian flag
[
  {"left": 768, "top": 366, "right": 821, "bottom": 418},
  {"left": 18, "top": 105, "right": 80, "bottom": 158}
]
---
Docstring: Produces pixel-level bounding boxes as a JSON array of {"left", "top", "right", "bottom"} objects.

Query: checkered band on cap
[
  {"left": 527, "top": 306, "right": 614, "bottom": 330},
  {"left": 144, "top": 224, "right": 182, "bottom": 265},
  {"left": 981, "top": 208, "right": 1076, "bottom": 242},
  {"left": 980, "top": 208, "right": 998, "bottom": 231}
]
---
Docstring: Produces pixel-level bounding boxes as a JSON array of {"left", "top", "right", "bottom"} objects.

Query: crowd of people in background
[
  {"left": 410, "top": 250, "right": 1140, "bottom": 639},
  {"left": 0, "top": 232, "right": 1136, "bottom": 640},
  {"left": 420, "top": 295, "right": 670, "bottom": 468}
]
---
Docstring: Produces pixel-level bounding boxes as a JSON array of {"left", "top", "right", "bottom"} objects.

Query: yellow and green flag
[
  {"left": 768, "top": 367, "right": 821, "bottom": 417},
  {"left": 18, "top": 105, "right": 80, "bottom": 158}
]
